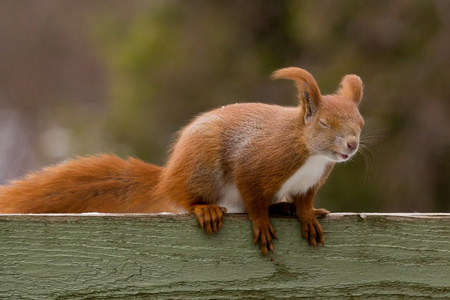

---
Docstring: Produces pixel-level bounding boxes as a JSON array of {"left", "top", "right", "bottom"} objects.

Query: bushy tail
[{"left": 0, "top": 154, "right": 168, "bottom": 213}]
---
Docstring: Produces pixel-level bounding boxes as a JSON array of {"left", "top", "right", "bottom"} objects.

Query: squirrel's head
[{"left": 272, "top": 67, "right": 364, "bottom": 162}]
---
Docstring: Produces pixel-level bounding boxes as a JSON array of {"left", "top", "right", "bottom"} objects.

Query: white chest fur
[
  {"left": 273, "top": 155, "right": 330, "bottom": 203},
  {"left": 217, "top": 184, "right": 246, "bottom": 213},
  {"left": 217, "top": 155, "right": 330, "bottom": 213}
]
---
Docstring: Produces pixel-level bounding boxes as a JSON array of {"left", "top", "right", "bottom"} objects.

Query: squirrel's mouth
[
  {"left": 323, "top": 150, "right": 354, "bottom": 162},
  {"left": 328, "top": 151, "right": 351, "bottom": 162},
  {"left": 340, "top": 153, "right": 349, "bottom": 160}
]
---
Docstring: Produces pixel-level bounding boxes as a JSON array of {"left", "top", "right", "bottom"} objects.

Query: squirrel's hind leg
[
  {"left": 191, "top": 204, "right": 227, "bottom": 234},
  {"left": 314, "top": 208, "right": 330, "bottom": 219}
]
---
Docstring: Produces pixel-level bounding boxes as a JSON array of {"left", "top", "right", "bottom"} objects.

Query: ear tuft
[
  {"left": 337, "top": 74, "right": 364, "bottom": 104},
  {"left": 272, "top": 67, "right": 321, "bottom": 123},
  {"left": 271, "top": 67, "right": 321, "bottom": 104}
]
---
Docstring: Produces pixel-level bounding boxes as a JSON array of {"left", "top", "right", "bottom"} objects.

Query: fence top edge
[{"left": 0, "top": 212, "right": 449, "bottom": 220}]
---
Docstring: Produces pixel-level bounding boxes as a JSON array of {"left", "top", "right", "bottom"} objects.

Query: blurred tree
[
  {"left": 95, "top": 2, "right": 290, "bottom": 163},
  {"left": 0, "top": 0, "right": 108, "bottom": 181}
]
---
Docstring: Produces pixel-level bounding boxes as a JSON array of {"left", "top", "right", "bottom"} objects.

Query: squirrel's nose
[{"left": 347, "top": 140, "right": 358, "bottom": 151}]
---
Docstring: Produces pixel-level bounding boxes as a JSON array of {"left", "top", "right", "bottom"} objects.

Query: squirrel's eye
[{"left": 319, "top": 118, "right": 330, "bottom": 128}]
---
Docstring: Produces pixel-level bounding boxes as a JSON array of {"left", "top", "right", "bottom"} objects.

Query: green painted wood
[{"left": 0, "top": 213, "right": 449, "bottom": 299}]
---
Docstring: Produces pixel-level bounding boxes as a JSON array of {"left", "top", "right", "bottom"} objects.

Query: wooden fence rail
[{"left": 0, "top": 213, "right": 449, "bottom": 299}]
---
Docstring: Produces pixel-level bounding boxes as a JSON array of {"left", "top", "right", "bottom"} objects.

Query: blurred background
[{"left": 0, "top": 0, "right": 449, "bottom": 212}]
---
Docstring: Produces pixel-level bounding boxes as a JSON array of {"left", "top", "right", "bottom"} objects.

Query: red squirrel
[{"left": 0, "top": 67, "right": 364, "bottom": 254}]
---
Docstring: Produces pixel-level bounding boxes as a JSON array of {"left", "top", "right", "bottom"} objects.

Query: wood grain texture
[{"left": 0, "top": 213, "right": 449, "bottom": 299}]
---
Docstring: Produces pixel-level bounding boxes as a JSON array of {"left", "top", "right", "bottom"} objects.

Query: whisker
[
  {"left": 357, "top": 125, "right": 387, "bottom": 181},
  {"left": 357, "top": 145, "right": 376, "bottom": 181}
]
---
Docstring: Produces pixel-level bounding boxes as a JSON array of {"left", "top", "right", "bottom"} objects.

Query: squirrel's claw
[
  {"left": 192, "top": 204, "right": 227, "bottom": 234},
  {"left": 300, "top": 212, "right": 325, "bottom": 247},
  {"left": 253, "top": 220, "right": 278, "bottom": 255}
]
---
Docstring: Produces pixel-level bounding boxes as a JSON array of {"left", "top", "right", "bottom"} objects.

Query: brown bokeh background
[{"left": 1, "top": 1, "right": 449, "bottom": 212}]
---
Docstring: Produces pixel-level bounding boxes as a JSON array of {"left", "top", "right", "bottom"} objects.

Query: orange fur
[
  {"left": 0, "top": 155, "right": 180, "bottom": 213},
  {"left": 0, "top": 67, "right": 364, "bottom": 254}
]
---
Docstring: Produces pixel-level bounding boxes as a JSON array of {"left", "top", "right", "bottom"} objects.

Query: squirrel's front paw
[
  {"left": 252, "top": 220, "right": 278, "bottom": 255},
  {"left": 299, "top": 212, "right": 325, "bottom": 247},
  {"left": 192, "top": 204, "right": 227, "bottom": 234}
]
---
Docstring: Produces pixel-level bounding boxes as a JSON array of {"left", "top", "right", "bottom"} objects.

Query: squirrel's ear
[
  {"left": 272, "top": 67, "right": 321, "bottom": 123},
  {"left": 301, "top": 86, "right": 318, "bottom": 123},
  {"left": 337, "top": 74, "right": 363, "bottom": 105}
]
